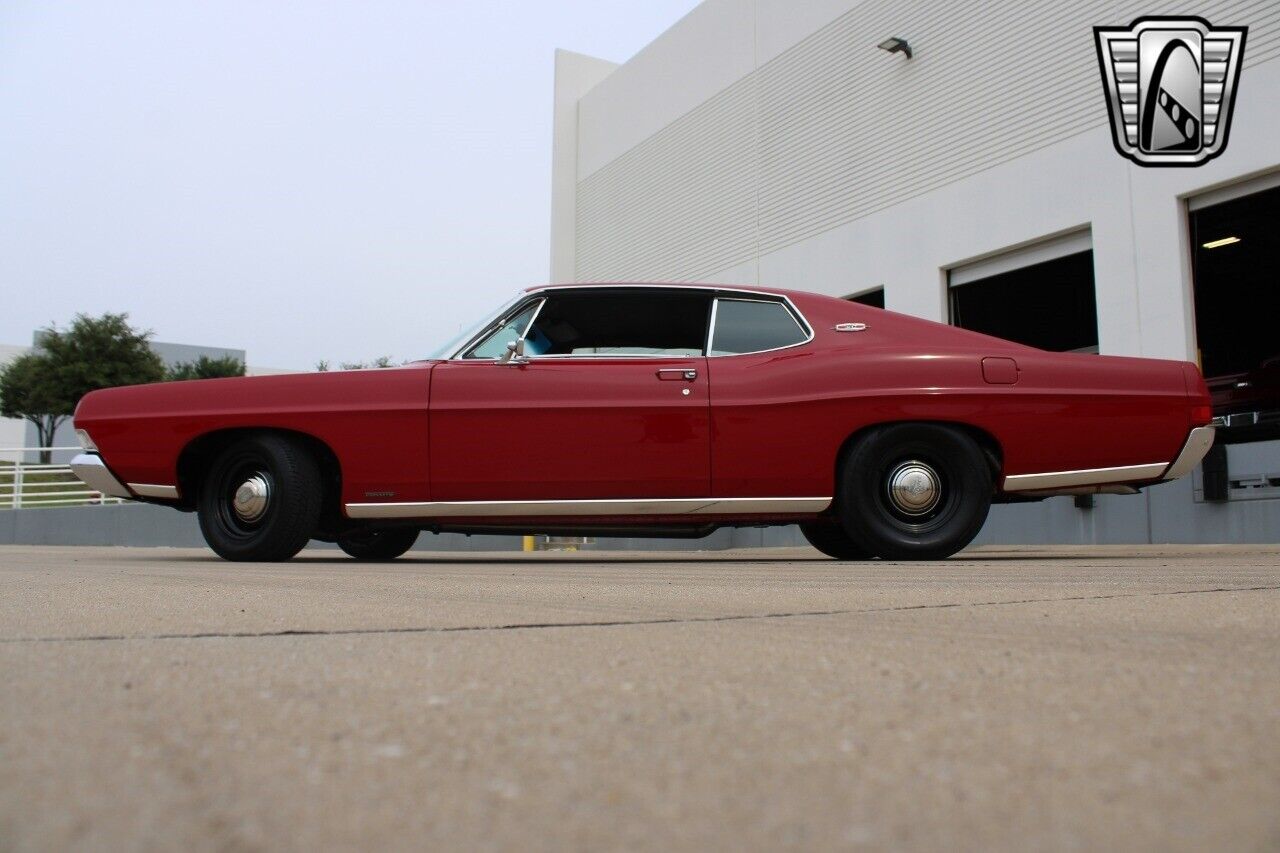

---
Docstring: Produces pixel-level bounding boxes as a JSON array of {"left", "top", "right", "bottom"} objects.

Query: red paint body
[
  {"left": 73, "top": 285, "right": 1211, "bottom": 525},
  {"left": 430, "top": 357, "right": 710, "bottom": 500}
]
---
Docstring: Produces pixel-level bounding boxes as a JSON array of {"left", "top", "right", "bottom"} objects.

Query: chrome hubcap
[
  {"left": 232, "top": 474, "right": 271, "bottom": 523},
  {"left": 886, "top": 461, "right": 941, "bottom": 516}
]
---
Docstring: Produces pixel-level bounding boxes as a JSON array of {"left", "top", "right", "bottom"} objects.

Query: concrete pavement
[{"left": 1, "top": 544, "right": 1277, "bottom": 851}]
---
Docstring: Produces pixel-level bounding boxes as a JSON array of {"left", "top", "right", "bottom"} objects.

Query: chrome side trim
[
  {"left": 69, "top": 453, "right": 133, "bottom": 499},
  {"left": 345, "top": 496, "right": 832, "bottom": 520},
  {"left": 1161, "top": 426, "right": 1216, "bottom": 481},
  {"left": 688, "top": 497, "right": 829, "bottom": 514},
  {"left": 127, "top": 483, "right": 181, "bottom": 500},
  {"left": 1002, "top": 463, "right": 1169, "bottom": 492},
  {"left": 521, "top": 353, "right": 705, "bottom": 360},
  {"left": 1016, "top": 485, "right": 1141, "bottom": 498}
]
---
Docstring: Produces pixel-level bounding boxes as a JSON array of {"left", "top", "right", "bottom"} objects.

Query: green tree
[
  {"left": 317, "top": 356, "right": 401, "bottom": 371},
  {"left": 166, "top": 355, "right": 246, "bottom": 381},
  {"left": 337, "top": 356, "right": 396, "bottom": 370},
  {"left": 0, "top": 313, "right": 165, "bottom": 462},
  {"left": 0, "top": 353, "right": 65, "bottom": 460}
]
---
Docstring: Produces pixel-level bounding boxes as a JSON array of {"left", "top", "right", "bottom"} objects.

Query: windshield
[{"left": 421, "top": 293, "right": 524, "bottom": 360}]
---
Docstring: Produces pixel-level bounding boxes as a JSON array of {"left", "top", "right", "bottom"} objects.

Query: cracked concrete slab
[{"left": 0, "top": 544, "right": 1277, "bottom": 850}]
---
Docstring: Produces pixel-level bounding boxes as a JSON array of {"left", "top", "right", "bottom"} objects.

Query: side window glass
[
  {"left": 710, "top": 299, "right": 807, "bottom": 355},
  {"left": 462, "top": 302, "right": 539, "bottom": 359},
  {"left": 524, "top": 292, "right": 710, "bottom": 357}
]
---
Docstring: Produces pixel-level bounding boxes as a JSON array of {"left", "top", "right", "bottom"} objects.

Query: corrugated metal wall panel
[
  {"left": 755, "top": 0, "right": 1117, "bottom": 254},
  {"left": 575, "top": 74, "right": 759, "bottom": 281},
  {"left": 574, "top": 0, "right": 1279, "bottom": 281},
  {"left": 1118, "top": 0, "right": 1280, "bottom": 65}
]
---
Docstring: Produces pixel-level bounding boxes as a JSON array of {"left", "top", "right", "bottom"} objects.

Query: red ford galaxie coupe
[{"left": 71, "top": 284, "right": 1215, "bottom": 562}]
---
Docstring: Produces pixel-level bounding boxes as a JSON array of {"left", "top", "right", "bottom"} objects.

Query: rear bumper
[
  {"left": 1002, "top": 425, "right": 1216, "bottom": 494},
  {"left": 1161, "top": 426, "right": 1216, "bottom": 481},
  {"left": 69, "top": 453, "right": 133, "bottom": 499}
]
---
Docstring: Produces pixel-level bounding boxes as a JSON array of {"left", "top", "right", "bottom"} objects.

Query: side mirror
[{"left": 499, "top": 338, "right": 528, "bottom": 365}]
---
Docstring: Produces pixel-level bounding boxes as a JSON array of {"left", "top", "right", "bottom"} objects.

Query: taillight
[{"left": 1190, "top": 405, "right": 1213, "bottom": 426}]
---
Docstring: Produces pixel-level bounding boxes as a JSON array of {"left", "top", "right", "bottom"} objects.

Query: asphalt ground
[{"left": 0, "top": 544, "right": 1277, "bottom": 852}]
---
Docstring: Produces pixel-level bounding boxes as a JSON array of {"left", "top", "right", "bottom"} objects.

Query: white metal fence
[{"left": 0, "top": 448, "right": 127, "bottom": 509}]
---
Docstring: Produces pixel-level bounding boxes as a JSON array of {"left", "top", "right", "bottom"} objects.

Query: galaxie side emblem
[{"left": 1094, "top": 17, "right": 1246, "bottom": 167}]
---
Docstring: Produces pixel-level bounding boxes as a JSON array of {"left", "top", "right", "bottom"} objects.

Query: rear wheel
[
  {"left": 197, "top": 434, "right": 322, "bottom": 562},
  {"left": 799, "top": 521, "right": 871, "bottom": 560},
  {"left": 838, "top": 424, "right": 992, "bottom": 561},
  {"left": 338, "top": 528, "right": 419, "bottom": 561}
]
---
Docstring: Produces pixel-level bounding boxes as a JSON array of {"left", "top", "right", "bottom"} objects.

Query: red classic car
[{"left": 70, "top": 283, "right": 1215, "bottom": 562}]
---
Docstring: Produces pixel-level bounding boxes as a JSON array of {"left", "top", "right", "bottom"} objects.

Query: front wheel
[
  {"left": 338, "top": 528, "right": 419, "bottom": 561},
  {"left": 837, "top": 424, "right": 993, "bottom": 561},
  {"left": 197, "top": 434, "right": 322, "bottom": 562}
]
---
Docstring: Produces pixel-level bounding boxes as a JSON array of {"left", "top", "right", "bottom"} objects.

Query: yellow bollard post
[{"left": 523, "top": 535, "right": 535, "bottom": 552}]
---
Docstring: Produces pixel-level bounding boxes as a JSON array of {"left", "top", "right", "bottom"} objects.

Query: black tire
[
  {"left": 197, "top": 434, "right": 322, "bottom": 562},
  {"left": 800, "top": 521, "right": 872, "bottom": 560},
  {"left": 338, "top": 528, "right": 419, "bottom": 561},
  {"left": 837, "top": 424, "right": 993, "bottom": 561}
]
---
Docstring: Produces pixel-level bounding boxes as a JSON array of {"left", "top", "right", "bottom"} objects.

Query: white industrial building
[{"left": 550, "top": 0, "right": 1280, "bottom": 543}]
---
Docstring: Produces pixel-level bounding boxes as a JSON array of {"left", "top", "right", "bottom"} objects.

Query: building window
[
  {"left": 1190, "top": 181, "right": 1280, "bottom": 441},
  {"left": 947, "top": 233, "right": 1098, "bottom": 353},
  {"left": 845, "top": 288, "right": 884, "bottom": 308}
]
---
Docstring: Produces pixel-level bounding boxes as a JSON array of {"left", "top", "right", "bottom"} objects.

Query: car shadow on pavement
[{"left": 149, "top": 551, "right": 1165, "bottom": 565}]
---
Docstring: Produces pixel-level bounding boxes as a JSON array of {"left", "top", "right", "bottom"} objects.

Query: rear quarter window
[{"left": 710, "top": 299, "right": 808, "bottom": 355}]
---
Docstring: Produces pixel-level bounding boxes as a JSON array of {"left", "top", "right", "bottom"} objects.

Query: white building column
[{"left": 549, "top": 50, "right": 618, "bottom": 283}]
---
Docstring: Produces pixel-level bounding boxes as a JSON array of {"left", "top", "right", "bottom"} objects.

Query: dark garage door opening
[
  {"left": 1191, "top": 183, "right": 1280, "bottom": 440},
  {"left": 949, "top": 251, "right": 1099, "bottom": 352},
  {"left": 846, "top": 288, "right": 884, "bottom": 308}
]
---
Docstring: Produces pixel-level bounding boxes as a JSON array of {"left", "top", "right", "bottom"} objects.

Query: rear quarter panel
[{"left": 711, "top": 293, "right": 1192, "bottom": 497}]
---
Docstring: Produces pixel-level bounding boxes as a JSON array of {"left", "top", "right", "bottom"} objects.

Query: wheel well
[
  {"left": 175, "top": 428, "right": 342, "bottom": 522},
  {"left": 833, "top": 421, "right": 1003, "bottom": 496}
]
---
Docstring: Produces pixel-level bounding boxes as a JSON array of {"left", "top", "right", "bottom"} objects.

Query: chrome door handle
[{"left": 656, "top": 368, "right": 697, "bottom": 382}]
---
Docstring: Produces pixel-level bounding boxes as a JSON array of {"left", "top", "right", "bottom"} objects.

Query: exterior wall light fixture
[{"left": 877, "top": 37, "right": 913, "bottom": 59}]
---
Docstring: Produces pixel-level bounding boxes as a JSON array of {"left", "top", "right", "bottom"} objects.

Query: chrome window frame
[
  {"left": 706, "top": 295, "right": 813, "bottom": 358},
  {"left": 527, "top": 349, "right": 708, "bottom": 360},
  {"left": 442, "top": 284, "right": 814, "bottom": 361},
  {"left": 455, "top": 297, "right": 546, "bottom": 361}
]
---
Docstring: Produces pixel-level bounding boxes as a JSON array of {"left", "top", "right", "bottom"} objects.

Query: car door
[
  {"left": 429, "top": 289, "right": 712, "bottom": 501},
  {"left": 703, "top": 294, "right": 827, "bottom": 497}
]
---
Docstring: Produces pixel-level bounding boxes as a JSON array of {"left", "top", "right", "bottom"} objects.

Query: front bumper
[{"left": 69, "top": 453, "right": 133, "bottom": 499}]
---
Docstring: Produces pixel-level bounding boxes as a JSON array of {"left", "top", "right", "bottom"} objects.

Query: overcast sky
[{"left": 0, "top": 0, "right": 700, "bottom": 369}]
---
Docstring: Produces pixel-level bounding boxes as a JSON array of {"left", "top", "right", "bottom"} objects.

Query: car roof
[{"left": 525, "top": 282, "right": 811, "bottom": 301}]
